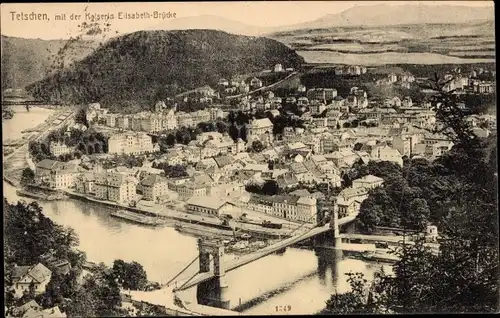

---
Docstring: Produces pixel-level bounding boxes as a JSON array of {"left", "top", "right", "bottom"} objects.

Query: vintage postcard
[{"left": 2, "top": 1, "right": 497, "bottom": 316}]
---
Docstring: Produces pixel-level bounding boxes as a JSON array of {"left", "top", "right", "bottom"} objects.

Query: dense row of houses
[{"left": 100, "top": 105, "right": 224, "bottom": 133}]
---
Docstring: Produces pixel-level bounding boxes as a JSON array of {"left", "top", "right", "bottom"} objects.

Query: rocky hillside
[
  {"left": 1, "top": 35, "right": 98, "bottom": 91},
  {"left": 26, "top": 30, "right": 305, "bottom": 108}
]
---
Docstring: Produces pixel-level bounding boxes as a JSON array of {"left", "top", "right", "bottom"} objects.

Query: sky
[{"left": 1, "top": 1, "right": 494, "bottom": 40}]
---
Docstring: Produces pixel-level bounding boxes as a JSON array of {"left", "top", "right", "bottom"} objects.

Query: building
[
  {"left": 209, "top": 107, "right": 224, "bottom": 121},
  {"left": 402, "top": 96, "right": 413, "bottom": 108},
  {"left": 246, "top": 118, "right": 274, "bottom": 142},
  {"left": 473, "top": 81, "right": 495, "bottom": 94},
  {"left": 388, "top": 73, "right": 398, "bottom": 83},
  {"left": 108, "top": 132, "right": 157, "bottom": 155},
  {"left": 426, "top": 141, "right": 454, "bottom": 159},
  {"left": 274, "top": 64, "right": 284, "bottom": 72},
  {"left": 11, "top": 263, "right": 52, "bottom": 298},
  {"left": 35, "top": 160, "right": 78, "bottom": 190},
  {"left": 49, "top": 142, "right": 74, "bottom": 157},
  {"left": 174, "top": 181, "right": 208, "bottom": 200},
  {"left": 306, "top": 88, "right": 338, "bottom": 102},
  {"left": 372, "top": 145, "right": 404, "bottom": 167},
  {"left": 116, "top": 116, "right": 130, "bottom": 130},
  {"left": 75, "top": 172, "right": 95, "bottom": 195},
  {"left": 139, "top": 174, "right": 168, "bottom": 202},
  {"left": 20, "top": 306, "right": 66, "bottom": 318},
  {"left": 50, "top": 162, "right": 78, "bottom": 190},
  {"left": 186, "top": 196, "right": 234, "bottom": 217},
  {"left": 309, "top": 101, "right": 327, "bottom": 115},
  {"left": 336, "top": 187, "right": 369, "bottom": 217},
  {"left": 34, "top": 159, "right": 58, "bottom": 186},
  {"left": 246, "top": 194, "right": 317, "bottom": 223},
  {"left": 162, "top": 109, "right": 178, "bottom": 130},
  {"left": 94, "top": 172, "right": 137, "bottom": 203},
  {"left": 352, "top": 175, "right": 384, "bottom": 190},
  {"left": 392, "top": 136, "right": 411, "bottom": 156},
  {"left": 105, "top": 114, "right": 117, "bottom": 127},
  {"left": 250, "top": 77, "right": 263, "bottom": 89}
]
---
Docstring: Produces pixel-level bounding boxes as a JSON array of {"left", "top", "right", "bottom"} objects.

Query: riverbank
[{"left": 65, "top": 190, "right": 289, "bottom": 241}]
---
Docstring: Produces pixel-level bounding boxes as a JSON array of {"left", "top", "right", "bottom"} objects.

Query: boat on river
[
  {"left": 360, "top": 250, "right": 400, "bottom": 263},
  {"left": 110, "top": 209, "right": 164, "bottom": 226},
  {"left": 16, "top": 189, "right": 67, "bottom": 201}
]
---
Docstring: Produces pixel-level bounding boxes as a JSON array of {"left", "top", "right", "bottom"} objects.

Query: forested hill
[
  {"left": 26, "top": 29, "right": 305, "bottom": 108},
  {"left": 1, "top": 35, "right": 98, "bottom": 91}
]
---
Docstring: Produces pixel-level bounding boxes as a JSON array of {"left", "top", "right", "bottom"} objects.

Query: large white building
[
  {"left": 246, "top": 194, "right": 317, "bottom": 223},
  {"left": 35, "top": 159, "right": 79, "bottom": 190},
  {"left": 49, "top": 142, "right": 74, "bottom": 157},
  {"left": 108, "top": 132, "right": 158, "bottom": 155},
  {"left": 94, "top": 172, "right": 138, "bottom": 203}
]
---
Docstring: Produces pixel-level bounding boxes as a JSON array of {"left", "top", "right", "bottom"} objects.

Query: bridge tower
[
  {"left": 330, "top": 208, "right": 342, "bottom": 247},
  {"left": 196, "top": 239, "right": 231, "bottom": 309}
]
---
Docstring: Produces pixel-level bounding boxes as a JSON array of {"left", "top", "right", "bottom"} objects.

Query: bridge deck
[{"left": 175, "top": 214, "right": 357, "bottom": 291}]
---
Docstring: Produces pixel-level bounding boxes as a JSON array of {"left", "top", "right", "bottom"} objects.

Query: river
[{"left": 3, "top": 107, "right": 391, "bottom": 315}]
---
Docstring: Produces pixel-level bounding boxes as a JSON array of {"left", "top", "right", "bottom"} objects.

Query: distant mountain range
[
  {"left": 275, "top": 4, "right": 494, "bottom": 32},
  {"left": 121, "top": 5, "right": 494, "bottom": 36}
]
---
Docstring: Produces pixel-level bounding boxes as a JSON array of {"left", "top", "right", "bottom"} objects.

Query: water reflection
[{"left": 3, "top": 179, "right": 385, "bottom": 315}]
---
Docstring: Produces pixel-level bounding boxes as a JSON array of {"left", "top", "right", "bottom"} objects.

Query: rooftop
[
  {"left": 248, "top": 118, "right": 273, "bottom": 129},
  {"left": 140, "top": 174, "right": 167, "bottom": 187},
  {"left": 355, "top": 174, "right": 384, "bottom": 184},
  {"left": 187, "top": 196, "right": 232, "bottom": 210}
]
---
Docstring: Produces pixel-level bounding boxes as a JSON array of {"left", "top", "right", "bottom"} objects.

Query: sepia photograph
[{"left": 1, "top": 1, "right": 497, "bottom": 316}]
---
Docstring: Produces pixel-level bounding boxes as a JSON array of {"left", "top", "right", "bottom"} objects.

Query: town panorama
[{"left": 2, "top": 1, "right": 498, "bottom": 317}]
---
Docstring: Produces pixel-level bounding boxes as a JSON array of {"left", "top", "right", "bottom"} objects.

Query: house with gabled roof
[
  {"left": 352, "top": 175, "right": 384, "bottom": 190},
  {"left": 336, "top": 187, "right": 369, "bottom": 217},
  {"left": 23, "top": 305, "right": 66, "bottom": 318},
  {"left": 186, "top": 196, "right": 235, "bottom": 217},
  {"left": 11, "top": 300, "right": 42, "bottom": 317},
  {"left": 11, "top": 263, "right": 52, "bottom": 298},
  {"left": 196, "top": 158, "right": 218, "bottom": 171}
]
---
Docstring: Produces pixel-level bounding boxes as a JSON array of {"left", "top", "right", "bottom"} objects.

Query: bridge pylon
[
  {"left": 330, "top": 209, "right": 342, "bottom": 247},
  {"left": 197, "top": 238, "right": 231, "bottom": 309}
]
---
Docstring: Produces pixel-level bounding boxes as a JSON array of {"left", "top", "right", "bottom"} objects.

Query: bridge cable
[
  {"left": 165, "top": 255, "right": 200, "bottom": 287},
  {"left": 177, "top": 255, "right": 213, "bottom": 291}
]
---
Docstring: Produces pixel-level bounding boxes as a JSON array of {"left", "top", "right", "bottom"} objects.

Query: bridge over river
[{"left": 172, "top": 212, "right": 358, "bottom": 292}]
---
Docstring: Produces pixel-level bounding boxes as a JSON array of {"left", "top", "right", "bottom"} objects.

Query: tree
[
  {"left": 322, "top": 73, "right": 499, "bottom": 314},
  {"left": 162, "top": 164, "right": 188, "bottom": 178},
  {"left": 261, "top": 180, "right": 280, "bottom": 196},
  {"left": 112, "top": 260, "right": 148, "bottom": 291},
  {"left": 406, "top": 198, "right": 430, "bottom": 231},
  {"left": 354, "top": 142, "right": 364, "bottom": 151},
  {"left": 20, "top": 168, "right": 35, "bottom": 188},
  {"left": 240, "top": 126, "right": 248, "bottom": 142},
  {"left": 166, "top": 133, "right": 176, "bottom": 147},
  {"left": 319, "top": 272, "right": 379, "bottom": 314},
  {"left": 250, "top": 140, "right": 265, "bottom": 153},
  {"left": 229, "top": 124, "right": 239, "bottom": 141},
  {"left": 94, "top": 142, "right": 102, "bottom": 154},
  {"left": 74, "top": 108, "right": 89, "bottom": 127},
  {"left": 86, "top": 143, "right": 94, "bottom": 155},
  {"left": 216, "top": 121, "right": 227, "bottom": 134}
]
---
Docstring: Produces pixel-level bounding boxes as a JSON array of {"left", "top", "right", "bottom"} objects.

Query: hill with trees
[
  {"left": 1, "top": 35, "right": 97, "bottom": 91},
  {"left": 25, "top": 30, "right": 305, "bottom": 110}
]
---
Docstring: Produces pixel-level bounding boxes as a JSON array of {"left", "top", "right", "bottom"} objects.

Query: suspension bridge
[{"left": 162, "top": 209, "right": 357, "bottom": 299}]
